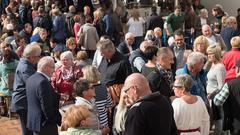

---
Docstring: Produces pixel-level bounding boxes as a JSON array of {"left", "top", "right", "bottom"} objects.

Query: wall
[{"left": 201, "top": 0, "right": 240, "bottom": 17}]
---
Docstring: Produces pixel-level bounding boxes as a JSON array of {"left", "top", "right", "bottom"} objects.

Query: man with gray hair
[
  {"left": 11, "top": 43, "right": 42, "bottom": 135},
  {"left": 117, "top": 32, "right": 135, "bottom": 57},
  {"left": 176, "top": 52, "right": 208, "bottom": 101},
  {"left": 26, "top": 56, "right": 61, "bottom": 135},
  {"left": 220, "top": 16, "right": 239, "bottom": 51},
  {"left": 98, "top": 38, "right": 132, "bottom": 105}
]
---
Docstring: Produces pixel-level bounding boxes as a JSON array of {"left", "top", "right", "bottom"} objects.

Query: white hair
[
  {"left": 22, "top": 42, "right": 42, "bottom": 58},
  {"left": 125, "top": 32, "right": 135, "bottom": 40},
  {"left": 186, "top": 52, "right": 206, "bottom": 66},
  {"left": 60, "top": 51, "right": 74, "bottom": 61},
  {"left": 37, "top": 56, "right": 54, "bottom": 71}
]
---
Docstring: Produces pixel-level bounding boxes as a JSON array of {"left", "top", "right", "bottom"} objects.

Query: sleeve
[
  {"left": 216, "top": 66, "right": 226, "bottom": 90},
  {"left": 213, "top": 83, "right": 230, "bottom": 106},
  {"left": 106, "top": 92, "right": 113, "bottom": 108},
  {"left": 199, "top": 98, "right": 210, "bottom": 135},
  {"left": 21, "top": 68, "right": 35, "bottom": 84},
  {"left": 133, "top": 57, "right": 145, "bottom": 72},
  {"left": 126, "top": 18, "right": 131, "bottom": 26},
  {"left": 37, "top": 81, "right": 55, "bottom": 121},
  {"left": 74, "top": 23, "right": 81, "bottom": 37},
  {"left": 217, "top": 35, "right": 227, "bottom": 51}
]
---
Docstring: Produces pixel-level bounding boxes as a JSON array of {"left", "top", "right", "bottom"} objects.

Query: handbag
[{"left": 77, "top": 27, "right": 84, "bottom": 46}]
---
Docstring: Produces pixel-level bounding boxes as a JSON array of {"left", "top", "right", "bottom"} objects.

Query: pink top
[{"left": 74, "top": 23, "right": 81, "bottom": 42}]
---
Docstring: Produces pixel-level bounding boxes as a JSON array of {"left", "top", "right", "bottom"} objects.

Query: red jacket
[
  {"left": 51, "top": 64, "right": 83, "bottom": 101},
  {"left": 222, "top": 48, "right": 240, "bottom": 82}
]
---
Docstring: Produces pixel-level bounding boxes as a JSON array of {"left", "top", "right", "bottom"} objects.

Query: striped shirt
[{"left": 94, "top": 84, "right": 113, "bottom": 127}]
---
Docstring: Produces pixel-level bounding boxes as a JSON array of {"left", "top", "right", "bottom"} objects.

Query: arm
[
  {"left": 213, "top": 83, "right": 230, "bottom": 106},
  {"left": 38, "top": 81, "right": 55, "bottom": 121},
  {"left": 133, "top": 57, "right": 145, "bottom": 72},
  {"left": 216, "top": 66, "right": 226, "bottom": 90}
]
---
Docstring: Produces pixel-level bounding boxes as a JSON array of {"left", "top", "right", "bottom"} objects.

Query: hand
[{"left": 101, "top": 127, "right": 110, "bottom": 135}]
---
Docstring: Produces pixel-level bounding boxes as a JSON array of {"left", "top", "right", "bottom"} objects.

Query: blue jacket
[
  {"left": 177, "top": 64, "right": 208, "bottom": 101},
  {"left": 52, "top": 15, "right": 67, "bottom": 42},
  {"left": 11, "top": 58, "right": 37, "bottom": 112},
  {"left": 26, "top": 72, "right": 61, "bottom": 132}
]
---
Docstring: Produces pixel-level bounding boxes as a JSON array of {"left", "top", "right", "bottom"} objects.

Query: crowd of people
[{"left": 0, "top": 0, "right": 240, "bottom": 135}]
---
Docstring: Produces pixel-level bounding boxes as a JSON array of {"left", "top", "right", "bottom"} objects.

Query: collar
[{"left": 37, "top": 71, "right": 51, "bottom": 81}]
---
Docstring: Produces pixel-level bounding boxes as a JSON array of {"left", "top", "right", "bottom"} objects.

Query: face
[
  {"left": 50, "top": 41, "right": 56, "bottom": 49},
  {"left": 46, "top": 61, "right": 55, "bottom": 77},
  {"left": 200, "top": 11, "right": 207, "bottom": 18},
  {"left": 154, "top": 29, "right": 162, "bottom": 37},
  {"left": 173, "top": 85, "right": 184, "bottom": 97},
  {"left": 122, "top": 85, "right": 138, "bottom": 107},
  {"left": 29, "top": 54, "right": 41, "bottom": 64},
  {"left": 212, "top": 9, "right": 217, "bottom": 16},
  {"left": 100, "top": 49, "right": 113, "bottom": 60},
  {"left": 207, "top": 52, "right": 216, "bottom": 63},
  {"left": 202, "top": 26, "right": 212, "bottom": 37},
  {"left": 196, "top": 43, "right": 206, "bottom": 54},
  {"left": 17, "top": 38, "right": 26, "bottom": 47},
  {"left": 229, "top": 20, "right": 238, "bottom": 30},
  {"left": 84, "top": 6, "right": 90, "bottom": 15},
  {"left": 174, "top": 35, "right": 184, "bottom": 47},
  {"left": 25, "top": 25, "right": 32, "bottom": 33},
  {"left": 85, "top": 85, "right": 96, "bottom": 98},
  {"left": 191, "top": 60, "right": 204, "bottom": 74},
  {"left": 61, "top": 56, "right": 73, "bottom": 68},
  {"left": 40, "top": 32, "right": 47, "bottom": 41},
  {"left": 67, "top": 43, "right": 76, "bottom": 50},
  {"left": 126, "top": 36, "right": 134, "bottom": 45},
  {"left": 175, "top": 8, "right": 181, "bottom": 16},
  {"left": 0, "top": 43, "right": 12, "bottom": 52},
  {"left": 158, "top": 52, "right": 174, "bottom": 70}
]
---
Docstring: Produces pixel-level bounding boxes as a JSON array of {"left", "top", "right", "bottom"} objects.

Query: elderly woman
[
  {"left": 60, "top": 105, "right": 102, "bottom": 135},
  {"left": 172, "top": 74, "right": 210, "bottom": 135},
  {"left": 206, "top": 45, "right": 226, "bottom": 135},
  {"left": 193, "top": 35, "right": 209, "bottom": 55},
  {"left": 82, "top": 65, "right": 113, "bottom": 128},
  {"left": 51, "top": 51, "right": 83, "bottom": 107}
]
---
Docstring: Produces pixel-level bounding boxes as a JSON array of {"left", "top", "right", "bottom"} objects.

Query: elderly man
[
  {"left": 147, "top": 47, "right": 175, "bottom": 98},
  {"left": 176, "top": 52, "right": 208, "bottom": 101},
  {"left": 220, "top": 16, "right": 238, "bottom": 51},
  {"left": 11, "top": 43, "right": 42, "bottom": 135},
  {"left": 202, "top": 24, "right": 227, "bottom": 51},
  {"left": 214, "top": 59, "right": 240, "bottom": 135},
  {"left": 129, "top": 41, "right": 152, "bottom": 73},
  {"left": 117, "top": 32, "right": 135, "bottom": 57},
  {"left": 124, "top": 73, "right": 177, "bottom": 135},
  {"left": 98, "top": 38, "right": 132, "bottom": 105},
  {"left": 26, "top": 56, "right": 61, "bottom": 135}
]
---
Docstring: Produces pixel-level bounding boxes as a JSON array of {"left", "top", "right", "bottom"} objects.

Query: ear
[{"left": 81, "top": 120, "right": 86, "bottom": 126}]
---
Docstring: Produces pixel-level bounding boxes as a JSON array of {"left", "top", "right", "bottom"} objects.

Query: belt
[{"left": 177, "top": 127, "right": 200, "bottom": 135}]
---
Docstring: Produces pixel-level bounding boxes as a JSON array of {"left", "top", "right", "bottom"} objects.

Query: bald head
[
  {"left": 124, "top": 73, "right": 151, "bottom": 96},
  {"left": 140, "top": 41, "right": 152, "bottom": 52}
]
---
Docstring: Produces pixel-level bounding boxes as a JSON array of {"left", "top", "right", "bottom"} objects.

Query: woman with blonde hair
[
  {"left": 172, "top": 74, "right": 210, "bottom": 135},
  {"left": 60, "top": 105, "right": 101, "bottom": 135},
  {"left": 127, "top": 8, "right": 145, "bottom": 48},
  {"left": 113, "top": 90, "right": 128, "bottom": 135},
  {"left": 82, "top": 65, "right": 113, "bottom": 129},
  {"left": 193, "top": 35, "right": 209, "bottom": 55},
  {"left": 206, "top": 45, "right": 226, "bottom": 135}
]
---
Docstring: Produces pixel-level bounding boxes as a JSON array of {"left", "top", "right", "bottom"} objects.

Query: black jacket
[{"left": 125, "top": 92, "right": 177, "bottom": 135}]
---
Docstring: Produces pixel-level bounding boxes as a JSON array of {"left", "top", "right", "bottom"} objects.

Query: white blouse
[{"left": 127, "top": 17, "right": 145, "bottom": 37}]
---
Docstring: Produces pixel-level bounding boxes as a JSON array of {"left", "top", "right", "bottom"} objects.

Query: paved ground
[{"left": 0, "top": 116, "right": 21, "bottom": 135}]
